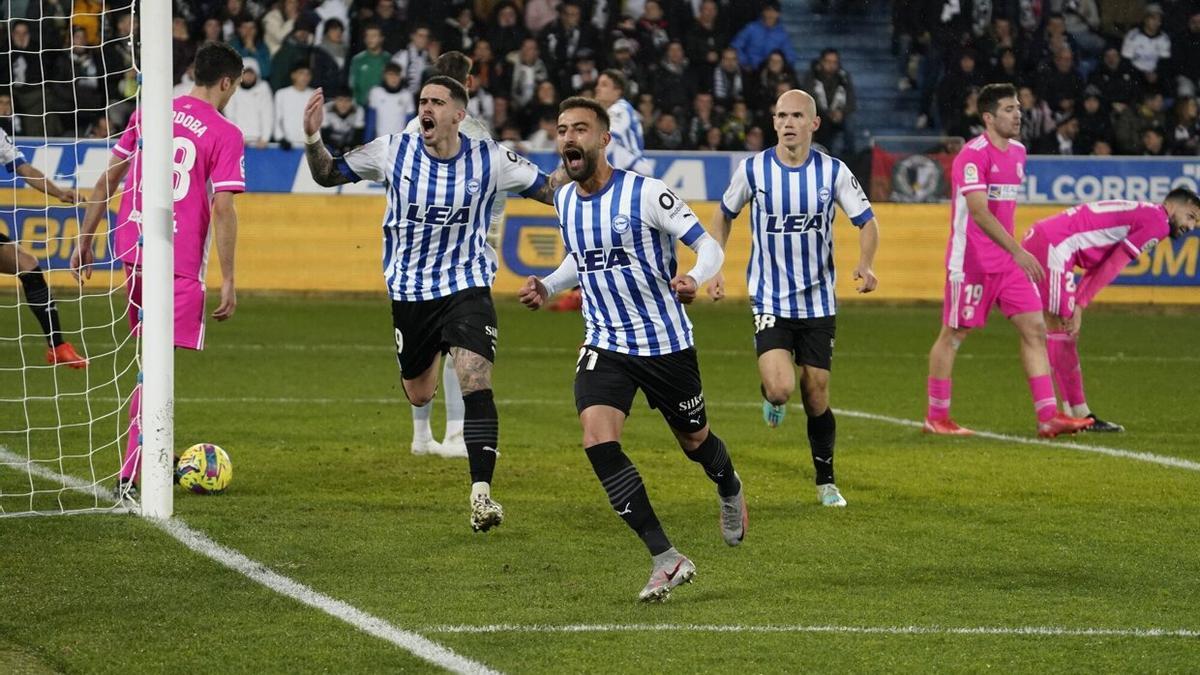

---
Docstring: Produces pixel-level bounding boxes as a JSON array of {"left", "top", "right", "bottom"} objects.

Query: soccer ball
[{"left": 176, "top": 443, "right": 233, "bottom": 495}]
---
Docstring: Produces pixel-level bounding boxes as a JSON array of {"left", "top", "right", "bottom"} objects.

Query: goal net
[{"left": 0, "top": 0, "right": 171, "bottom": 517}]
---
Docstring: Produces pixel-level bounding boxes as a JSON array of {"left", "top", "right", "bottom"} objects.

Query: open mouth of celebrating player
[
  {"left": 420, "top": 115, "right": 436, "bottom": 135},
  {"left": 562, "top": 146, "right": 585, "bottom": 173}
]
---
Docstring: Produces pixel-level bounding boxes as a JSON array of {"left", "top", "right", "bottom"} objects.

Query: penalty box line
[
  {"left": 0, "top": 446, "right": 499, "bottom": 675},
  {"left": 97, "top": 396, "right": 1200, "bottom": 474}
]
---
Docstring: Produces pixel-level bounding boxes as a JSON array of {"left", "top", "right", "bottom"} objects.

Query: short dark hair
[
  {"left": 1166, "top": 187, "right": 1200, "bottom": 209},
  {"left": 978, "top": 82, "right": 1018, "bottom": 117},
  {"left": 193, "top": 42, "right": 245, "bottom": 86},
  {"left": 432, "top": 51, "right": 473, "bottom": 84},
  {"left": 599, "top": 68, "right": 626, "bottom": 93},
  {"left": 558, "top": 96, "right": 610, "bottom": 130},
  {"left": 383, "top": 62, "right": 402, "bottom": 75},
  {"left": 820, "top": 48, "right": 839, "bottom": 59},
  {"left": 422, "top": 75, "right": 469, "bottom": 107}
]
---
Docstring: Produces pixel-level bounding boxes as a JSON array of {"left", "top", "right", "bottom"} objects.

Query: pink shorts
[
  {"left": 943, "top": 266, "right": 1043, "bottom": 329},
  {"left": 125, "top": 265, "right": 207, "bottom": 350},
  {"left": 1020, "top": 232, "right": 1076, "bottom": 318}
]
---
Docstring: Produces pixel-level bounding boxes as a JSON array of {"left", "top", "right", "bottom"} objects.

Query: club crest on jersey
[
  {"left": 576, "top": 247, "right": 632, "bottom": 272},
  {"left": 404, "top": 203, "right": 471, "bottom": 226},
  {"left": 818, "top": 187, "right": 831, "bottom": 204},
  {"left": 765, "top": 213, "right": 825, "bottom": 234},
  {"left": 466, "top": 178, "right": 481, "bottom": 194},
  {"left": 611, "top": 214, "right": 631, "bottom": 234}
]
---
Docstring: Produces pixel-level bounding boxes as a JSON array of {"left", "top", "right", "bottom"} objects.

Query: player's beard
[
  {"left": 561, "top": 145, "right": 597, "bottom": 182},
  {"left": 1168, "top": 217, "right": 1184, "bottom": 240}
]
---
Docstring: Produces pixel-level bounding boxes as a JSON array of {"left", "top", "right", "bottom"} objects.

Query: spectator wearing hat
[
  {"left": 1122, "top": 4, "right": 1171, "bottom": 77},
  {"left": 730, "top": 1, "right": 796, "bottom": 70},
  {"left": 224, "top": 58, "right": 275, "bottom": 148},
  {"left": 1076, "top": 86, "right": 1114, "bottom": 153}
]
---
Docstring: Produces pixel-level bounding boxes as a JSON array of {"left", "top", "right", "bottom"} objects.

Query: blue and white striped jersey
[
  {"left": 337, "top": 131, "right": 546, "bottom": 301},
  {"left": 606, "top": 98, "right": 651, "bottom": 174},
  {"left": 554, "top": 170, "right": 708, "bottom": 356},
  {"left": 721, "top": 147, "right": 874, "bottom": 319}
]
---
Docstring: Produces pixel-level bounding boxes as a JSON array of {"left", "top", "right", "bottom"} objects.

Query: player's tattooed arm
[
  {"left": 305, "top": 142, "right": 352, "bottom": 188},
  {"left": 527, "top": 167, "right": 567, "bottom": 205}
]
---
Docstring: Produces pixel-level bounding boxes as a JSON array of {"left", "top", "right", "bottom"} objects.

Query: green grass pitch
[{"left": 2, "top": 293, "right": 1198, "bottom": 672}]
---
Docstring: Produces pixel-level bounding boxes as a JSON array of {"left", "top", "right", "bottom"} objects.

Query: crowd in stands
[
  {"left": 894, "top": 0, "right": 1200, "bottom": 155},
  {"left": 0, "top": 0, "right": 865, "bottom": 158}
]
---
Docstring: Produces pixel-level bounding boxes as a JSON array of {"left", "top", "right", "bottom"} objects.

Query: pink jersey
[
  {"left": 946, "top": 134, "right": 1027, "bottom": 276},
  {"left": 1028, "top": 200, "right": 1168, "bottom": 271},
  {"left": 112, "top": 96, "right": 246, "bottom": 281}
]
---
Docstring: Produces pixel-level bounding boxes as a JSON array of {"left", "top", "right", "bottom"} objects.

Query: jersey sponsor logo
[
  {"left": 612, "top": 213, "right": 631, "bottom": 234},
  {"left": 575, "top": 247, "right": 633, "bottom": 272},
  {"left": 403, "top": 203, "right": 471, "bottom": 226},
  {"left": 986, "top": 184, "right": 1020, "bottom": 201},
  {"left": 764, "top": 213, "right": 826, "bottom": 235},
  {"left": 963, "top": 162, "right": 979, "bottom": 184}
]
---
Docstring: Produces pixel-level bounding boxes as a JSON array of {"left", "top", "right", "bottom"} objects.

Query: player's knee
[
  {"left": 674, "top": 426, "right": 709, "bottom": 452},
  {"left": 762, "top": 383, "right": 792, "bottom": 406},
  {"left": 402, "top": 382, "right": 436, "bottom": 407}
]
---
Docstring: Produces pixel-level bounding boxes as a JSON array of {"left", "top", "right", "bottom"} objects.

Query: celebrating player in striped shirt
[
  {"left": 0, "top": 127, "right": 87, "bottom": 368},
  {"left": 518, "top": 97, "right": 744, "bottom": 603},
  {"left": 303, "top": 75, "right": 558, "bottom": 533},
  {"left": 707, "top": 89, "right": 879, "bottom": 508},
  {"left": 73, "top": 42, "right": 248, "bottom": 499},
  {"left": 924, "top": 83, "right": 1093, "bottom": 439},
  {"left": 1020, "top": 191, "right": 1200, "bottom": 431},
  {"left": 395, "top": 51, "right": 502, "bottom": 460}
]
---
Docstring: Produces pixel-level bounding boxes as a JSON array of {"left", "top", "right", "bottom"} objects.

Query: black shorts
[
  {"left": 753, "top": 314, "right": 836, "bottom": 370},
  {"left": 574, "top": 346, "right": 707, "bottom": 432},
  {"left": 390, "top": 287, "right": 497, "bottom": 380}
]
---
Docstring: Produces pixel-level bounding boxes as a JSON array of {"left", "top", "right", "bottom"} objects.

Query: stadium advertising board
[{"left": 4, "top": 142, "right": 1196, "bottom": 296}]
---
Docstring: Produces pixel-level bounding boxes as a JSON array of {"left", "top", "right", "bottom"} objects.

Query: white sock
[
  {"left": 411, "top": 401, "right": 434, "bottom": 443},
  {"left": 1071, "top": 403, "right": 1092, "bottom": 418},
  {"left": 442, "top": 356, "right": 464, "bottom": 441},
  {"left": 471, "top": 481, "right": 490, "bottom": 501}
]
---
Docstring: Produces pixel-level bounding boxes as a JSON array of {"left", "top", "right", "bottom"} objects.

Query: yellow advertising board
[{"left": 7, "top": 190, "right": 1196, "bottom": 306}]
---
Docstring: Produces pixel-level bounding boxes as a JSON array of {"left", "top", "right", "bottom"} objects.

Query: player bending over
[
  {"left": 1, "top": 126, "right": 86, "bottom": 367},
  {"left": 1019, "top": 189, "right": 1200, "bottom": 430},
  {"left": 304, "top": 75, "right": 559, "bottom": 532},
  {"left": 923, "top": 83, "right": 1093, "bottom": 439},
  {"left": 519, "top": 97, "right": 744, "bottom": 603},
  {"left": 73, "top": 42, "right": 247, "bottom": 499},
  {"left": 707, "top": 89, "right": 879, "bottom": 508}
]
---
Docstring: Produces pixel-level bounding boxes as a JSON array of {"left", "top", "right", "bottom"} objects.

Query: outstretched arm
[
  {"left": 302, "top": 88, "right": 352, "bottom": 187},
  {"left": 16, "top": 163, "right": 80, "bottom": 203}
]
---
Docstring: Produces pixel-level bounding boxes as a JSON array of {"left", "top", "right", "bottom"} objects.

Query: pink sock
[
  {"left": 1047, "top": 331, "right": 1086, "bottom": 410},
  {"left": 927, "top": 377, "right": 951, "bottom": 421},
  {"left": 120, "top": 385, "right": 141, "bottom": 483},
  {"left": 1028, "top": 375, "right": 1058, "bottom": 423}
]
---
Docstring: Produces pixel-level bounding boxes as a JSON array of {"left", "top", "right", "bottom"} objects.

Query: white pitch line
[
  {"left": 0, "top": 446, "right": 499, "bottom": 675},
  {"left": 421, "top": 623, "right": 1200, "bottom": 639},
  {"left": 28, "top": 395, "right": 1197, "bottom": 474}
]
